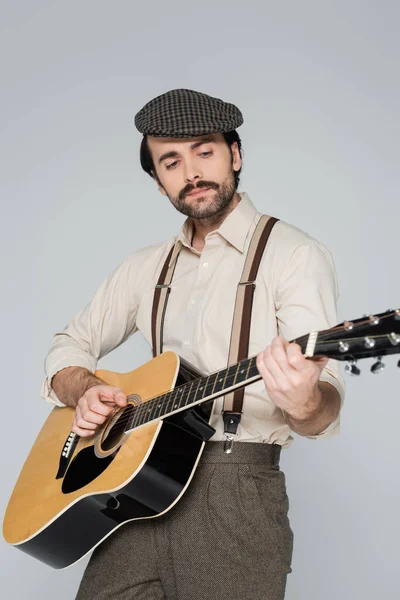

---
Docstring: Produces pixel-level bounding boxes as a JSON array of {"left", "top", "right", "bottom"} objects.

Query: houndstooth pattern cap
[{"left": 134, "top": 88, "right": 243, "bottom": 138}]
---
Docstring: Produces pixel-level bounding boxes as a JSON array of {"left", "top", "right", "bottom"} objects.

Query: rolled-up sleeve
[
  {"left": 275, "top": 238, "right": 345, "bottom": 440},
  {"left": 40, "top": 256, "right": 138, "bottom": 406}
]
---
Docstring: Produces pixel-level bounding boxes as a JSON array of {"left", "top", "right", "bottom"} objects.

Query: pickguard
[{"left": 61, "top": 445, "right": 119, "bottom": 494}]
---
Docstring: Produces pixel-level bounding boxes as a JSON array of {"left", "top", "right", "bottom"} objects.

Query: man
[{"left": 41, "top": 89, "right": 344, "bottom": 600}]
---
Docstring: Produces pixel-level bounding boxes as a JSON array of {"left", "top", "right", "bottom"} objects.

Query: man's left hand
[{"left": 256, "top": 336, "right": 329, "bottom": 421}]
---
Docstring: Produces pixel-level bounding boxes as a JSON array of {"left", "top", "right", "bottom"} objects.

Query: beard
[{"left": 167, "top": 170, "right": 237, "bottom": 222}]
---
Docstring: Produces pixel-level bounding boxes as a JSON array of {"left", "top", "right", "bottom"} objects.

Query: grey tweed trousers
[{"left": 75, "top": 442, "right": 293, "bottom": 600}]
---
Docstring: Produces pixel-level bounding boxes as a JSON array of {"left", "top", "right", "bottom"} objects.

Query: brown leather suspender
[
  {"left": 222, "top": 215, "right": 279, "bottom": 451},
  {"left": 151, "top": 241, "right": 182, "bottom": 357},
  {"left": 151, "top": 216, "right": 279, "bottom": 451}
]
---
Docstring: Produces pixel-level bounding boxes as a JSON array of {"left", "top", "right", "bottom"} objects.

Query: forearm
[
  {"left": 284, "top": 382, "right": 341, "bottom": 437},
  {"left": 51, "top": 366, "right": 105, "bottom": 408}
]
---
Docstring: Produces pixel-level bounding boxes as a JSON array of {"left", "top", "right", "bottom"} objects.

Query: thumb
[{"left": 112, "top": 388, "right": 128, "bottom": 407}]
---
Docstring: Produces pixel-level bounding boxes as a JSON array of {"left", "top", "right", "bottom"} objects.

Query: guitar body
[
  {"left": 4, "top": 308, "right": 400, "bottom": 569},
  {"left": 3, "top": 351, "right": 215, "bottom": 569}
]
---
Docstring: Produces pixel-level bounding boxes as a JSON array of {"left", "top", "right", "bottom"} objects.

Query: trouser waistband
[{"left": 200, "top": 441, "right": 281, "bottom": 465}]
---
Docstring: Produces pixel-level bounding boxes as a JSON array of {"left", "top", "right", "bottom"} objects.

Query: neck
[{"left": 191, "top": 192, "right": 241, "bottom": 251}]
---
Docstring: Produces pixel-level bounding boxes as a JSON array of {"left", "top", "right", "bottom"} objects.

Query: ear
[{"left": 230, "top": 142, "right": 242, "bottom": 172}]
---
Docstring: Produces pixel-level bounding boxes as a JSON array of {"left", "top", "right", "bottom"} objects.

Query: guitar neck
[
  {"left": 124, "top": 308, "right": 400, "bottom": 432},
  {"left": 124, "top": 332, "right": 309, "bottom": 433}
]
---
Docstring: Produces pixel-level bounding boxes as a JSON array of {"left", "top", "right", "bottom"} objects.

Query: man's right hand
[
  {"left": 51, "top": 366, "right": 128, "bottom": 437},
  {"left": 72, "top": 385, "right": 127, "bottom": 437}
]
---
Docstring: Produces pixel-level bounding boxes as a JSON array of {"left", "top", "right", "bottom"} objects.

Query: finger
[
  {"left": 269, "top": 337, "right": 298, "bottom": 379},
  {"left": 80, "top": 407, "right": 108, "bottom": 425},
  {"left": 72, "top": 423, "right": 95, "bottom": 437},
  {"left": 84, "top": 396, "right": 116, "bottom": 417},
  {"left": 257, "top": 351, "right": 279, "bottom": 391},
  {"left": 74, "top": 406, "right": 98, "bottom": 430},
  {"left": 312, "top": 355, "right": 329, "bottom": 367},
  {"left": 262, "top": 342, "right": 295, "bottom": 390},
  {"left": 310, "top": 355, "right": 329, "bottom": 374},
  {"left": 99, "top": 388, "right": 127, "bottom": 407},
  {"left": 286, "top": 342, "right": 309, "bottom": 372}
]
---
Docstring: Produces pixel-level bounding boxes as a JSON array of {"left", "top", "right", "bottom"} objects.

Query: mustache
[{"left": 179, "top": 181, "right": 219, "bottom": 200}]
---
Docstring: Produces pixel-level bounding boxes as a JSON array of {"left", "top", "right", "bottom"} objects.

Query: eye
[
  {"left": 200, "top": 151, "right": 212, "bottom": 157},
  {"left": 166, "top": 161, "right": 178, "bottom": 170}
]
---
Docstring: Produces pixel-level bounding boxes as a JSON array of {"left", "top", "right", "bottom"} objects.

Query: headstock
[{"left": 299, "top": 309, "right": 400, "bottom": 376}]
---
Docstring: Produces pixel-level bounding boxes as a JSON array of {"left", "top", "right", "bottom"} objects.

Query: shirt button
[
  {"left": 203, "top": 262, "right": 208, "bottom": 268},
  {"left": 191, "top": 298, "right": 196, "bottom": 304},
  {"left": 183, "top": 340, "right": 190, "bottom": 346}
]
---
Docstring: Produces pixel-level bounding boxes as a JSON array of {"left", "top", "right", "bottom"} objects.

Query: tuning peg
[
  {"left": 345, "top": 361, "right": 361, "bottom": 376},
  {"left": 398, "top": 360, "right": 400, "bottom": 368},
  {"left": 364, "top": 337, "right": 375, "bottom": 349},
  {"left": 371, "top": 358, "right": 385, "bottom": 374},
  {"left": 389, "top": 333, "right": 400, "bottom": 346}
]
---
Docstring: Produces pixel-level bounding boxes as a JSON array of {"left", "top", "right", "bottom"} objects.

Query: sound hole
[{"left": 101, "top": 405, "right": 135, "bottom": 451}]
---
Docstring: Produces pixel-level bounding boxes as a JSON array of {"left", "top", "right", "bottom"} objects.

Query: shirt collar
[{"left": 177, "top": 192, "right": 258, "bottom": 254}]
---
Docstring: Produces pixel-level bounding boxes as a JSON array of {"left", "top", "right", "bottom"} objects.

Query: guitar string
[
  {"left": 94, "top": 321, "right": 399, "bottom": 438},
  {"left": 96, "top": 321, "right": 400, "bottom": 437},
  {"left": 111, "top": 309, "right": 398, "bottom": 428}
]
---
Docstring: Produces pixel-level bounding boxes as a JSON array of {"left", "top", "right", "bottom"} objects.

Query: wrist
[
  {"left": 52, "top": 367, "right": 104, "bottom": 407},
  {"left": 285, "top": 384, "right": 322, "bottom": 423}
]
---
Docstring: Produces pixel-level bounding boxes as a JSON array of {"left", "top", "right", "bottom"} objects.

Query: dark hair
[{"left": 139, "top": 131, "right": 243, "bottom": 188}]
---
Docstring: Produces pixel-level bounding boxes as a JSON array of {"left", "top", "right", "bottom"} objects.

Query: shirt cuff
[{"left": 305, "top": 369, "right": 344, "bottom": 440}]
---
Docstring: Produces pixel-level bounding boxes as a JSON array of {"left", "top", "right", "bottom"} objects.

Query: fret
[
  {"left": 182, "top": 379, "right": 195, "bottom": 409},
  {"left": 245, "top": 357, "right": 252, "bottom": 379},
  {"left": 175, "top": 383, "right": 186, "bottom": 409},
  {"left": 225, "top": 364, "right": 238, "bottom": 388},
  {"left": 205, "top": 372, "right": 218, "bottom": 397},
  {"left": 164, "top": 388, "right": 180, "bottom": 415},
  {"left": 214, "top": 367, "right": 229, "bottom": 394},
  {"left": 234, "top": 361, "right": 248, "bottom": 386},
  {"left": 209, "top": 369, "right": 226, "bottom": 394},
  {"left": 247, "top": 357, "right": 259, "bottom": 379},
  {"left": 123, "top": 404, "right": 137, "bottom": 433},
  {"left": 144, "top": 400, "right": 156, "bottom": 422},
  {"left": 135, "top": 402, "right": 147, "bottom": 427},
  {"left": 192, "top": 377, "right": 204, "bottom": 403},
  {"left": 195, "top": 377, "right": 208, "bottom": 401},
  {"left": 201, "top": 375, "right": 212, "bottom": 399},
  {"left": 210, "top": 370, "right": 220, "bottom": 395},
  {"left": 152, "top": 393, "right": 166, "bottom": 419},
  {"left": 231, "top": 362, "right": 239, "bottom": 387}
]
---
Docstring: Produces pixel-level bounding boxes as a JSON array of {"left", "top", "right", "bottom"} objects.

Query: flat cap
[{"left": 134, "top": 88, "right": 243, "bottom": 138}]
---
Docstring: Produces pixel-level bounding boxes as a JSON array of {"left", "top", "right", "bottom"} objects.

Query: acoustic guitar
[{"left": 3, "top": 309, "right": 400, "bottom": 568}]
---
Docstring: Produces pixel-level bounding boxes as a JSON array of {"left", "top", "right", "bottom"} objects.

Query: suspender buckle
[
  {"left": 223, "top": 435, "right": 235, "bottom": 454},
  {"left": 223, "top": 412, "right": 241, "bottom": 454},
  {"left": 238, "top": 280, "right": 255, "bottom": 287}
]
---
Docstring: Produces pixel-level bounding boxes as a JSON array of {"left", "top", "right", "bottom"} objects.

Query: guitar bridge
[{"left": 56, "top": 432, "right": 79, "bottom": 479}]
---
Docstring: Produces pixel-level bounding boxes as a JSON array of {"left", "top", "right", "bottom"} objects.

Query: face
[{"left": 146, "top": 133, "right": 242, "bottom": 220}]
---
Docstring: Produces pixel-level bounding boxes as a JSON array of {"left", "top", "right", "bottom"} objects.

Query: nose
[{"left": 183, "top": 158, "right": 203, "bottom": 183}]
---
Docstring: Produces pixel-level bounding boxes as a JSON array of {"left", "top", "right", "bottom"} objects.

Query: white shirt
[{"left": 41, "top": 192, "right": 345, "bottom": 447}]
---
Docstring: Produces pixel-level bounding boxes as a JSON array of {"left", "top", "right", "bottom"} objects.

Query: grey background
[{"left": 1, "top": 1, "right": 399, "bottom": 598}]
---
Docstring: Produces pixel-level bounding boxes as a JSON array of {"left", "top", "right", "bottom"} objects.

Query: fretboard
[{"left": 124, "top": 332, "right": 309, "bottom": 433}]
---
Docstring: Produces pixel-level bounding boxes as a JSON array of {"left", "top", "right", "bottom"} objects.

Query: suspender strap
[
  {"left": 150, "top": 214, "right": 278, "bottom": 452},
  {"left": 151, "top": 241, "right": 182, "bottom": 357},
  {"left": 222, "top": 215, "right": 279, "bottom": 448}
]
